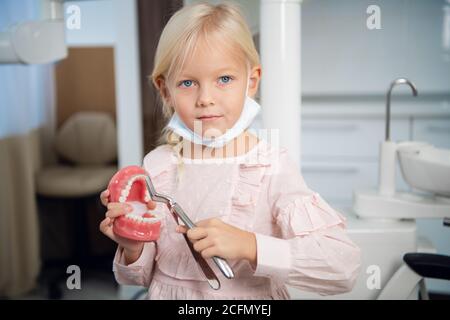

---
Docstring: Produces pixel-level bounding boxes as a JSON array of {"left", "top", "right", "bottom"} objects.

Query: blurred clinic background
[{"left": 0, "top": 0, "right": 449, "bottom": 299}]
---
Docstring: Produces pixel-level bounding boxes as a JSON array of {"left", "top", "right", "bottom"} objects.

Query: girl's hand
[
  {"left": 176, "top": 218, "right": 257, "bottom": 268},
  {"left": 98, "top": 189, "right": 158, "bottom": 262},
  {"left": 100, "top": 189, "right": 110, "bottom": 207}
]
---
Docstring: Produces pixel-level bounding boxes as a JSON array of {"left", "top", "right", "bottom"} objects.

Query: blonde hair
[{"left": 150, "top": 1, "right": 260, "bottom": 182}]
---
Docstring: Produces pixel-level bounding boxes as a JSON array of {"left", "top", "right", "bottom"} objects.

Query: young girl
[{"left": 99, "top": 2, "right": 361, "bottom": 300}]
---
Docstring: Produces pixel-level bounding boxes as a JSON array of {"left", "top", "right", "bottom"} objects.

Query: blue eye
[
  {"left": 179, "top": 80, "right": 194, "bottom": 88},
  {"left": 219, "top": 76, "right": 232, "bottom": 84}
]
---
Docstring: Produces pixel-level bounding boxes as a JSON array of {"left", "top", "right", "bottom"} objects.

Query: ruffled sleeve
[
  {"left": 253, "top": 149, "right": 361, "bottom": 296},
  {"left": 113, "top": 242, "right": 157, "bottom": 287}
]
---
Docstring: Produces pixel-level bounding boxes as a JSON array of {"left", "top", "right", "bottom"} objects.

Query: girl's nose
[{"left": 196, "top": 86, "right": 215, "bottom": 107}]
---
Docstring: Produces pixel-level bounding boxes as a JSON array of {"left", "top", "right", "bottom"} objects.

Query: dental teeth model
[{"left": 107, "top": 165, "right": 162, "bottom": 242}]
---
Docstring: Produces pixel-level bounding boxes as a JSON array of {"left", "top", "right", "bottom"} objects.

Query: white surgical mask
[{"left": 167, "top": 73, "right": 261, "bottom": 149}]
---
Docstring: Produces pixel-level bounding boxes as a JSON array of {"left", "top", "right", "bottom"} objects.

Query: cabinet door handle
[{"left": 302, "top": 166, "right": 359, "bottom": 174}]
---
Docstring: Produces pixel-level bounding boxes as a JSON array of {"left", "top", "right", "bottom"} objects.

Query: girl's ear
[
  {"left": 248, "top": 65, "right": 262, "bottom": 97},
  {"left": 156, "top": 77, "right": 172, "bottom": 105}
]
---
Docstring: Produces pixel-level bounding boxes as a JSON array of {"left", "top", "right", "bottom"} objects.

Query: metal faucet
[{"left": 385, "top": 78, "right": 418, "bottom": 141}]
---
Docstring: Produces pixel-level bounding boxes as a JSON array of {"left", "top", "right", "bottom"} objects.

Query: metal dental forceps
[{"left": 137, "top": 174, "right": 235, "bottom": 290}]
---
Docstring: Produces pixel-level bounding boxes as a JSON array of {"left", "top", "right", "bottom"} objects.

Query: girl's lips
[{"left": 197, "top": 115, "right": 223, "bottom": 121}]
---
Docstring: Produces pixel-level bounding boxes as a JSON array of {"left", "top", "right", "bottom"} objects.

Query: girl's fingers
[
  {"left": 100, "top": 190, "right": 110, "bottom": 206},
  {"left": 200, "top": 246, "right": 217, "bottom": 259},
  {"left": 99, "top": 217, "right": 112, "bottom": 231},
  {"left": 176, "top": 225, "right": 188, "bottom": 233},
  {"left": 193, "top": 237, "right": 214, "bottom": 253},
  {"left": 107, "top": 202, "right": 132, "bottom": 212},
  {"left": 107, "top": 201, "right": 154, "bottom": 211},
  {"left": 99, "top": 217, "right": 116, "bottom": 241},
  {"left": 106, "top": 208, "right": 129, "bottom": 218},
  {"left": 177, "top": 226, "right": 209, "bottom": 244},
  {"left": 186, "top": 227, "right": 208, "bottom": 241}
]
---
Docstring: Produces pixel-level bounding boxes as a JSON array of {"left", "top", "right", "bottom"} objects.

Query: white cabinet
[
  {"left": 302, "top": 118, "right": 409, "bottom": 160},
  {"left": 301, "top": 107, "right": 450, "bottom": 208},
  {"left": 302, "top": 161, "right": 378, "bottom": 207}
]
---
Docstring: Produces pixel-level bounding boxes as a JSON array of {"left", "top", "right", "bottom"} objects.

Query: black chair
[{"left": 403, "top": 218, "right": 450, "bottom": 300}]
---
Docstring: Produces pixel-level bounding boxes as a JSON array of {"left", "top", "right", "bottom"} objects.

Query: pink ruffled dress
[{"left": 113, "top": 139, "right": 361, "bottom": 299}]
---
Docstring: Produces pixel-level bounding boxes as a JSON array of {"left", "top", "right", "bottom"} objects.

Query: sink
[
  {"left": 354, "top": 79, "right": 450, "bottom": 219},
  {"left": 397, "top": 141, "right": 450, "bottom": 197},
  {"left": 354, "top": 140, "right": 450, "bottom": 219}
]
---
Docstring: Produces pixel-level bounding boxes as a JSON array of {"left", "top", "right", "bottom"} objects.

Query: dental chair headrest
[{"left": 55, "top": 111, "right": 117, "bottom": 165}]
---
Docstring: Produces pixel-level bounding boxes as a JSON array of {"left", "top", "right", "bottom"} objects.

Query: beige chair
[
  {"left": 36, "top": 111, "right": 117, "bottom": 198},
  {"left": 35, "top": 111, "right": 117, "bottom": 298}
]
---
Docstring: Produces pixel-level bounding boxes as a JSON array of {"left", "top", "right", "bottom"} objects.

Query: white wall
[
  {"left": 301, "top": 0, "right": 450, "bottom": 95},
  {"left": 64, "top": 0, "right": 115, "bottom": 46}
]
